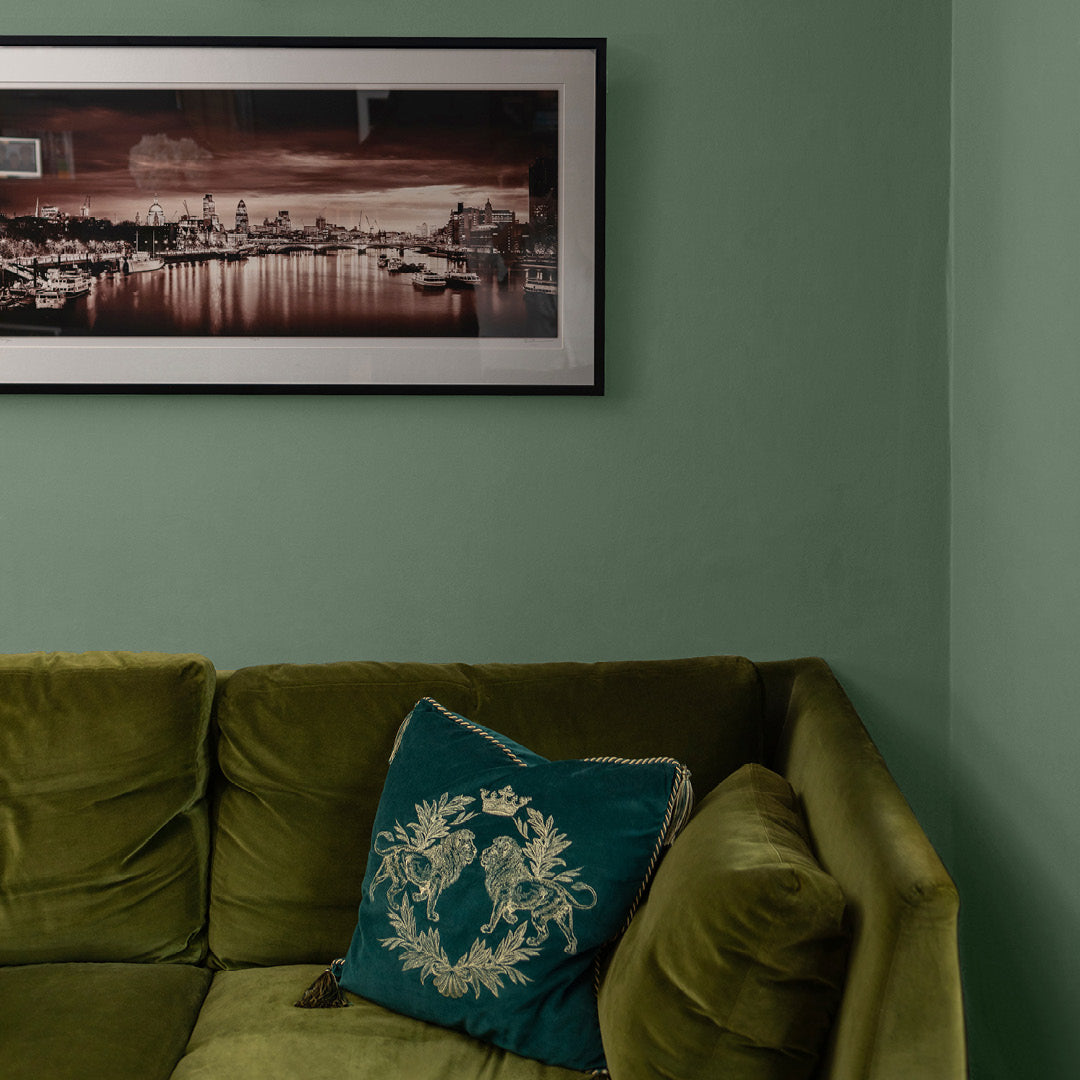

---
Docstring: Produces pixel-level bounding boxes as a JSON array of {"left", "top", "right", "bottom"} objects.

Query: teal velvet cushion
[
  {"left": 336, "top": 698, "right": 693, "bottom": 1072},
  {"left": 597, "top": 763, "right": 850, "bottom": 1080}
]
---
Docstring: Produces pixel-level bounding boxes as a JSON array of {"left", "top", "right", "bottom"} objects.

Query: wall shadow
[{"left": 949, "top": 711, "right": 1080, "bottom": 1078}]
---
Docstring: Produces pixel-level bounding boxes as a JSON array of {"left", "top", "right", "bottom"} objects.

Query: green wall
[
  {"left": 951, "top": 1, "right": 1080, "bottom": 1076},
  {"left": 3, "top": 0, "right": 958, "bottom": 1041}
]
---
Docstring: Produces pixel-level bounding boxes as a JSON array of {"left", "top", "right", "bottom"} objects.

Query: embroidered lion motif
[
  {"left": 479, "top": 834, "right": 597, "bottom": 954},
  {"left": 370, "top": 829, "right": 477, "bottom": 922}
]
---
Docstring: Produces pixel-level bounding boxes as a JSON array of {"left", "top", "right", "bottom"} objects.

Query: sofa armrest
[{"left": 756, "top": 658, "right": 966, "bottom": 1080}]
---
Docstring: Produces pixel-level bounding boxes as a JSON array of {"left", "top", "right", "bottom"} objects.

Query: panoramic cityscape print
[{"left": 0, "top": 87, "right": 559, "bottom": 338}]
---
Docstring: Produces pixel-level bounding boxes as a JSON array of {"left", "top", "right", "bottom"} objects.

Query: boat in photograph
[
  {"left": 1, "top": 282, "right": 34, "bottom": 309},
  {"left": 34, "top": 288, "right": 68, "bottom": 309},
  {"left": 523, "top": 261, "right": 558, "bottom": 296},
  {"left": 447, "top": 271, "right": 480, "bottom": 288},
  {"left": 122, "top": 251, "right": 165, "bottom": 274},
  {"left": 41, "top": 267, "right": 92, "bottom": 297},
  {"left": 412, "top": 270, "right": 447, "bottom": 289}
]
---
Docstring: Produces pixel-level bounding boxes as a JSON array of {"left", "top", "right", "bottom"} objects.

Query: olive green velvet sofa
[{"left": 0, "top": 652, "right": 966, "bottom": 1079}]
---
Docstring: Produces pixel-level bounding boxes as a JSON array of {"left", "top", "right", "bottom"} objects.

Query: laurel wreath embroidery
[
  {"left": 388, "top": 792, "right": 478, "bottom": 849},
  {"left": 381, "top": 897, "right": 541, "bottom": 999},
  {"left": 516, "top": 807, "right": 584, "bottom": 887},
  {"left": 372, "top": 786, "right": 597, "bottom": 999}
]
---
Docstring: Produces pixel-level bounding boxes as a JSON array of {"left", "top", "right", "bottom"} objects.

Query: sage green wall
[
  {"left": 0, "top": 4, "right": 951, "bottom": 847},
  {"left": 952, "top": 1, "right": 1080, "bottom": 1076}
]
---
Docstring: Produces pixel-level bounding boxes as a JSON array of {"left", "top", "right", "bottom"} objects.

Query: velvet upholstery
[
  {"left": 208, "top": 661, "right": 477, "bottom": 968},
  {"left": 0, "top": 962, "right": 211, "bottom": 1080},
  {"left": 467, "top": 657, "right": 763, "bottom": 792},
  {"left": 0, "top": 651, "right": 214, "bottom": 964},
  {"left": 598, "top": 764, "right": 849, "bottom": 1079},
  {"left": 758, "top": 659, "right": 967, "bottom": 1079},
  {"left": 170, "top": 966, "right": 582, "bottom": 1080}
]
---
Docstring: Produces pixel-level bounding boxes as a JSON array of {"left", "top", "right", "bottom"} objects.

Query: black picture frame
[{"left": 0, "top": 36, "right": 605, "bottom": 394}]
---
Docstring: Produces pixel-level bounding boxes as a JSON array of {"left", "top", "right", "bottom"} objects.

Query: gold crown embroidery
[{"left": 480, "top": 785, "right": 532, "bottom": 817}]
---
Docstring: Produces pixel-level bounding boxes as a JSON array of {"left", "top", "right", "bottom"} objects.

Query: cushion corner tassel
[{"left": 294, "top": 961, "right": 350, "bottom": 1008}]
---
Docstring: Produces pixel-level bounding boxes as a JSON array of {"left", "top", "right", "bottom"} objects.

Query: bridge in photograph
[{"left": 237, "top": 239, "right": 366, "bottom": 255}]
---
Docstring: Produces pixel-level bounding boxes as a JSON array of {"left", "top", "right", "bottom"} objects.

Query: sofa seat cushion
[
  {"left": 597, "top": 763, "right": 850, "bottom": 1080},
  {"left": 170, "top": 966, "right": 582, "bottom": 1080},
  {"left": 0, "top": 651, "right": 215, "bottom": 964},
  {"left": 0, "top": 961, "right": 211, "bottom": 1080}
]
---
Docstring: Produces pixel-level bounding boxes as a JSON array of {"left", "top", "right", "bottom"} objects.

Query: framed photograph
[{"left": 0, "top": 37, "right": 604, "bottom": 393}]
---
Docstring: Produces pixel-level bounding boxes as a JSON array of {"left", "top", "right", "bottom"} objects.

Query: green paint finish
[{"left": 952, "top": 1, "right": 1080, "bottom": 1076}]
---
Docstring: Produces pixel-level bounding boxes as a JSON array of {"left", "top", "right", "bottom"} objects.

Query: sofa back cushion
[
  {"left": 466, "top": 658, "right": 762, "bottom": 778},
  {"left": 208, "top": 655, "right": 762, "bottom": 968},
  {"left": 208, "top": 662, "right": 478, "bottom": 969},
  {"left": 0, "top": 651, "right": 214, "bottom": 964}
]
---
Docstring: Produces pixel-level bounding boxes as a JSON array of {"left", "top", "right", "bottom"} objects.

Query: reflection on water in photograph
[{"left": 0, "top": 248, "right": 557, "bottom": 339}]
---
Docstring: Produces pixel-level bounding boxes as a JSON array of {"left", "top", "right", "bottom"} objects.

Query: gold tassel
[{"left": 294, "top": 966, "right": 350, "bottom": 1008}]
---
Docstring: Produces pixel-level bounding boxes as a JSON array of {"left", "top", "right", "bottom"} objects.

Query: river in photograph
[{"left": 1, "top": 248, "right": 556, "bottom": 338}]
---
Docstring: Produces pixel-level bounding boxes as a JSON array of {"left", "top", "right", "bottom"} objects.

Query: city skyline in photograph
[{"left": 0, "top": 87, "right": 558, "bottom": 231}]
